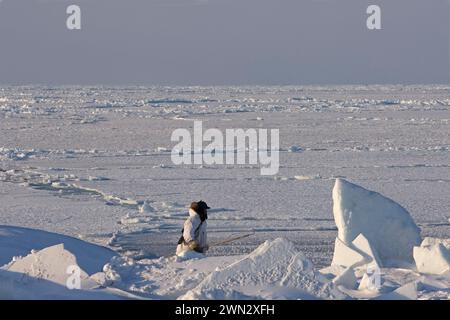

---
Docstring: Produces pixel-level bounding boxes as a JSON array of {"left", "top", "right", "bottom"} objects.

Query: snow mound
[
  {"left": 332, "top": 179, "right": 421, "bottom": 266},
  {"left": 181, "top": 288, "right": 254, "bottom": 300},
  {"left": 0, "top": 243, "right": 137, "bottom": 299},
  {"left": 4, "top": 244, "right": 90, "bottom": 287},
  {"left": 0, "top": 225, "right": 116, "bottom": 274},
  {"left": 414, "top": 238, "right": 450, "bottom": 275},
  {"left": 180, "top": 238, "right": 344, "bottom": 300},
  {"left": 0, "top": 268, "right": 127, "bottom": 300},
  {"left": 176, "top": 250, "right": 205, "bottom": 261}
]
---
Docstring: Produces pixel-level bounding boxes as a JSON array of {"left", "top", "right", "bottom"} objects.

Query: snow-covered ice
[
  {"left": 1, "top": 85, "right": 450, "bottom": 299},
  {"left": 180, "top": 238, "right": 344, "bottom": 300},
  {"left": 0, "top": 225, "right": 116, "bottom": 274},
  {"left": 4, "top": 244, "right": 91, "bottom": 286},
  {"left": 0, "top": 229, "right": 138, "bottom": 299}
]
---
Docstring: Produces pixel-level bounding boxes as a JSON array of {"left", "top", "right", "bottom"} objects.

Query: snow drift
[
  {"left": 180, "top": 238, "right": 344, "bottom": 300},
  {"left": 0, "top": 243, "right": 138, "bottom": 299},
  {"left": 0, "top": 225, "right": 116, "bottom": 274},
  {"left": 2, "top": 244, "right": 105, "bottom": 299},
  {"left": 0, "top": 226, "right": 136, "bottom": 299},
  {"left": 0, "top": 269, "right": 127, "bottom": 300},
  {"left": 332, "top": 179, "right": 421, "bottom": 267},
  {"left": 5, "top": 244, "right": 90, "bottom": 287}
]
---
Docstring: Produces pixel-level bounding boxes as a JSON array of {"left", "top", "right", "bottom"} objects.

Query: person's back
[{"left": 176, "top": 201, "right": 210, "bottom": 255}]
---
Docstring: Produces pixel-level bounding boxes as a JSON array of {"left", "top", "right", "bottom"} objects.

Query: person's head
[{"left": 190, "top": 200, "right": 210, "bottom": 221}]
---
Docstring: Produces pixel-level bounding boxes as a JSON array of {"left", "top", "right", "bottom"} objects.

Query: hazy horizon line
[{"left": 1, "top": 81, "right": 450, "bottom": 88}]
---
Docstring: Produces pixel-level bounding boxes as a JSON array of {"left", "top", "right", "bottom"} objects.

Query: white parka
[{"left": 176, "top": 208, "right": 208, "bottom": 255}]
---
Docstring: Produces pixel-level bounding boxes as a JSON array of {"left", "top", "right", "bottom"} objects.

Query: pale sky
[{"left": 0, "top": 0, "right": 449, "bottom": 85}]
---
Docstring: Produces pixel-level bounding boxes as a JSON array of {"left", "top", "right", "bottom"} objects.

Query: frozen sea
[{"left": 1, "top": 85, "right": 449, "bottom": 267}]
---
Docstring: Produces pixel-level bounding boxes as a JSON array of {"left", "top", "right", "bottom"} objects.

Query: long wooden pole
[{"left": 209, "top": 233, "right": 254, "bottom": 248}]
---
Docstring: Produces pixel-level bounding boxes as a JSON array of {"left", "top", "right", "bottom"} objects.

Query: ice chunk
[
  {"left": 413, "top": 240, "right": 450, "bottom": 275},
  {"left": 376, "top": 282, "right": 418, "bottom": 300},
  {"left": 331, "top": 237, "right": 367, "bottom": 268},
  {"left": 332, "top": 179, "right": 421, "bottom": 266},
  {"left": 358, "top": 271, "right": 381, "bottom": 292},
  {"left": 332, "top": 267, "right": 358, "bottom": 290},
  {"left": 89, "top": 272, "right": 112, "bottom": 287},
  {"left": 319, "top": 265, "right": 347, "bottom": 279},
  {"left": 352, "top": 233, "right": 381, "bottom": 268}
]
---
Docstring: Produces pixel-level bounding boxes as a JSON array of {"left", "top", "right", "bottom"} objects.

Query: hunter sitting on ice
[{"left": 176, "top": 201, "right": 210, "bottom": 255}]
